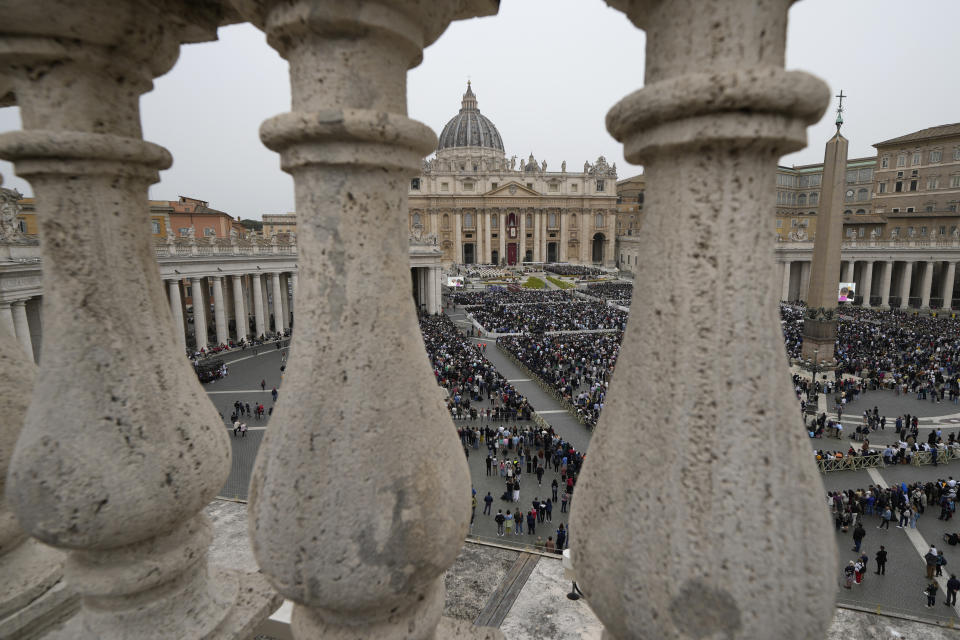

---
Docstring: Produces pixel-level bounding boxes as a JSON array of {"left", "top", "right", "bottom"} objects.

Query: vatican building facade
[{"left": 408, "top": 82, "right": 619, "bottom": 267}]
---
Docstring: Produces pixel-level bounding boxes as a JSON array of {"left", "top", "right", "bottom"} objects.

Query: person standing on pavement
[
  {"left": 925, "top": 547, "right": 939, "bottom": 579},
  {"left": 947, "top": 574, "right": 960, "bottom": 606},
  {"left": 875, "top": 546, "right": 887, "bottom": 575},
  {"left": 852, "top": 523, "right": 866, "bottom": 552},
  {"left": 937, "top": 550, "right": 947, "bottom": 577},
  {"left": 878, "top": 506, "right": 891, "bottom": 529},
  {"left": 483, "top": 492, "right": 493, "bottom": 515},
  {"left": 495, "top": 510, "right": 505, "bottom": 536},
  {"left": 925, "top": 581, "right": 939, "bottom": 608},
  {"left": 551, "top": 478, "right": 559, "bottom": 502}
]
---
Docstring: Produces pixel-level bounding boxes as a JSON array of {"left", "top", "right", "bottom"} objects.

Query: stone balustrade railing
[
  {"left": 0, "top": 1, "right": 838, "bottom": 639},
  {"left": 153, "top": 237, "right": 298, "bottom": 259}
]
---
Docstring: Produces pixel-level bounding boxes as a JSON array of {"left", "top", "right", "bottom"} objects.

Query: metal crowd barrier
[{"left": 816, "top": 448, "right": 960, "bottom": 472}]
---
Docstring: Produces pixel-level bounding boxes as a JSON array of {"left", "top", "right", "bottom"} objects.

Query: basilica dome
[{"left": 437, "top": 82, "right": 504, "bottom": 154}]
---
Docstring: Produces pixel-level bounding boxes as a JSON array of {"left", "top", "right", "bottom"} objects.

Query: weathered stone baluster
[
  {"left": 0, "top": 326, "right": 77, "bottom": 638},
  {"left": 0, "top": 3, "right": 280, "bottom": 638},
  {"left": 571, "top": 1, "right": 837, "bottom": 638},
  {"left": 230, "top": 1, "right": 501, "bottom": 638}
]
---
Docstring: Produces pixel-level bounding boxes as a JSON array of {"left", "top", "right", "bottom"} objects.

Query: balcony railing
[{"left": 0, "top": 1, "right": 838, "bottom": 639}]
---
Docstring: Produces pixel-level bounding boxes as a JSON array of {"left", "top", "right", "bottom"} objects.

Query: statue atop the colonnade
[{"left": 0, "top": 172, "right": 26, "bottom": 242}]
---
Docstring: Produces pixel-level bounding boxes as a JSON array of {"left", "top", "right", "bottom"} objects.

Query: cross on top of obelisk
[{"left": 835, "top": 89, "right": 846, "bottom": 132}]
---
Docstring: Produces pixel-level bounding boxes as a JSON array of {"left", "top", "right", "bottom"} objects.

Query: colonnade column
[
  {"left": 290, "top": 272, "right": 298, "bottom": 321},
  {"left": 169, "top": 279, "right": 186, "bottom": 353},
  {"left": 780, "top": 261, "right": 792, "bottom": 301},
  {"left": 236, "top": 1, "right": 503, "bottom": 638},
  {"left": 572, "top": 1, "right": 836, "bottom": 638},
  {"left": 10, "top": 300, "right": 33, "bottom": 361},
  {"left": 799, "top": 261, "right": 811, "bottom": 302},
  {"left": 920, "top": 261, "right": 934, "bottom": 309},
  {"left": 0, "top": 5, "right": 280, "bottom": 636},
  {"left": 942, "top": 261, "right": 956, "bottom": 311},
  {"left": 900, "top": 261, "right": 914, "bottom": 309},
  {"left": 272, "top": 272, "right": 287, "bottom": 333},
  {"left": 192, "top": 277, "right": 208, "bottom": 350},
  {"left": 880, "top": 261, "right": 893, "bottom": 308},
  {"left": 0, "top": 301, "right": 15, "bottom": 340},
  {"left": 232, "top": 275, "right": 248, "bottom": 340},
  {"left": 860, "top": 261, "right": 874, "bottom": 308},
  {"left": 251, "top": 273, "right": 266, "bottom": 338},
  {"left": 843, "top": 260, "right": 855, "bottom": 284},
  {"left": 212, "top": 276, "right": 229, "bottom": 346},
  {"left": 280, "top": 273, "right": 291, "bottom": 330}
]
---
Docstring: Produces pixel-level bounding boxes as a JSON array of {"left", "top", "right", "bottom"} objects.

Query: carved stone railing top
[
  {"left": 230, "top": 0, "right": 503, "bottom": 638},
  {"left": 572, "top": 1, "right": 837, "bottom": 639},
  {"left": 0, "top": 3, "right": 280, "bottom": 638}
]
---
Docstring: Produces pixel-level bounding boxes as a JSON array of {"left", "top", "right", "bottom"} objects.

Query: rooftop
[{"left": 874, "top": 123, "right": 960, "bottom": 147}]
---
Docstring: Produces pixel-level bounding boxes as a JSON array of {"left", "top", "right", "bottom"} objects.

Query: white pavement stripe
[
  {"left": 507, "top": 379, "right": 531, "bottom": 382},
  {"left": 536, "top": 410, "right": 568, "bottom": 415},
  {"left": 207, "top": 390, "right": 273, "bottom": 394},
  {"left": 866, "top": 467, "right": 960, "bottom": 614}
]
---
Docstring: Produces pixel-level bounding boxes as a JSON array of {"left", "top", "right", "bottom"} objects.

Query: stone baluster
[
  {"left": 0, "top": 326, "right": 77, "bottom": 638},
  {"left": 571, "top": 2, "right": 837, "bottom": 638},
  {"left": 231, "top": 1, "right": 502, "bottom": 638},
  {"left": 0, "top": 4, "right": 280, "bottom": 638}
]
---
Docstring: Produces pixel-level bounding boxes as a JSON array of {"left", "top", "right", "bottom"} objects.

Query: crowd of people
[
  {"left": 781, "top": 304, "right": 960, "bottom": 401},
  {"left": 584, "top": 282, "right": 633, "bottom": 306},
  {"left": 420, "top": 314, "right": 533, "bottom": 421},
  {"left": 451, "top": 289, "right": 574, "bottom": 306},
  {"left": 497, "top": 333, "right": 621, "bottom": 429},
  {"left": 466, "top": 301, "right": 627, "bottom": 334},
  {"left": 543, "top": 264, "right": 605, "bottom": 277}
]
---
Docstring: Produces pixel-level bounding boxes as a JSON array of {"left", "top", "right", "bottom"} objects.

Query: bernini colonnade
[{"left": 1, "top": 1, "right": 838, "bottom": 639}]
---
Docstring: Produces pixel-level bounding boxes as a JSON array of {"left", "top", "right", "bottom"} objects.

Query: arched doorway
[{"left": 592, "top": 233, "right": 605, "bottom": 264}]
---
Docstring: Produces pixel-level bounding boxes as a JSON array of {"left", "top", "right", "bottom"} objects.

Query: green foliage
[
  {"left": 239, "top": 219, "right": 263, "bottom": 231},
  {"left": 523, "top": 277, "right": 546, "bottom": 289},
  {"left": 546, "top": 276, "right": 575, "bottom": 290}
]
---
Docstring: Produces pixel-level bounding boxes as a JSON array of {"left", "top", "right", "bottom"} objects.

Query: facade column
[
  {"left": 899, "top": 261, "right": 914, "bottom": 309},
  {"left": 572, "top": 2, "right": 836, "bottom": 638},
  {"left": 486, "top": 212, "right": 493, "bottom": 263},
  {"left": 168, "top": 280, "right": 186, "bottom": 353},
  {"left": 942, "top": 261, "right": 957, "bottom": 310},
  {"left": 532, "top": 210, "right": 540, "bottom": 262},
  {"left": 191, "top": 278, "right": 208, "bottom": 350},
  {"left": 11, "top": 300, "right": 33, "bottom": 360},
  {"left": 272, "top": 272, "right": 287, "bottom": 333},
  {"left": 0, "top": 6, "right": 280, "bottom": 636},
  {"left": 581, "top": 211, "right": 589, "bottom": 263},
  {"left": 212, "top": 276, "right": 229, "bottom": 346},
  {"left": 860, "top": 261, "right": 874, "bottom": 308},
  {"left": 880, "top": 261, "right": 893, "bottom": 308},
  {"left": 0, "top": 301, "right": 15, "bottom": 339},
  {"left": 499, "top": 212, "right": 506, "bottom": 265},
  {"left": 454, "top": 212, "right": 463, "bottom": 264},
  {"left": 237, "top": 1, "right": 503, "bottom": 638},
  {"left": 251, "top": 273, "right": 266, "bottom": 338},
  {"left": 559, "top": 210, "right": 568, "bottom": 262},
  {"left": 780, "top": 261, "right": 792, "bottom": 301},
  {"left": 920, "top": 261, "right": 934, "bottom": 309},
  {"left": 232, "top": 275, "right": 248, "bottom": 341}
]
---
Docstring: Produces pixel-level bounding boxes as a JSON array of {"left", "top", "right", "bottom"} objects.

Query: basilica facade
[{"left": 408, "top": 83, "right": 619, "bottom": 267}]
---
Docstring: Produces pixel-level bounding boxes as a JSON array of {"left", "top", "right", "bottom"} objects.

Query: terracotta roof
[{"left": 874, "top": 123, "right": 960, "bottom": 147}]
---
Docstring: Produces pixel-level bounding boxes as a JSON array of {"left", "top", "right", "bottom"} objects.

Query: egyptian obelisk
[{"left": 802, "top": 92, "right": 848, "bottom": 363}]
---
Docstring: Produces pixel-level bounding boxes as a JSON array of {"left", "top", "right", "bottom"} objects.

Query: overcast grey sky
[{"left": 1, "top": 0, "right": 957, "bottom": 220}]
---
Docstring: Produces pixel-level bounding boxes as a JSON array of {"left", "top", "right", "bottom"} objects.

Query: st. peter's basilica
[{"left": 408, "top": 82, "right": 619, "bottom": 267}]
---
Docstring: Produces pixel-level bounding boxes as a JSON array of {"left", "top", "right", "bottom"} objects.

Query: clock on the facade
[{"left": 846, "top": 189, "right": 854, "bottom": 199}]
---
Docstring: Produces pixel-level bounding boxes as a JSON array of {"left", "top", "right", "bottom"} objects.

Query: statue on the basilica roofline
[
  {"left": 561, "top": 160, "right": 566, "bottom": 172},
  {"left": 584, "top": 161, "right": 590, "bottom": 173},
  {"left": 510, "top": 155, "right": 516, "bottom": 170},
  {"left": 541, "top": 160, "right": 547, "bottom": 172},
  {"left": 0, "top": 172, "right": 26, "bottom": 241}
]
